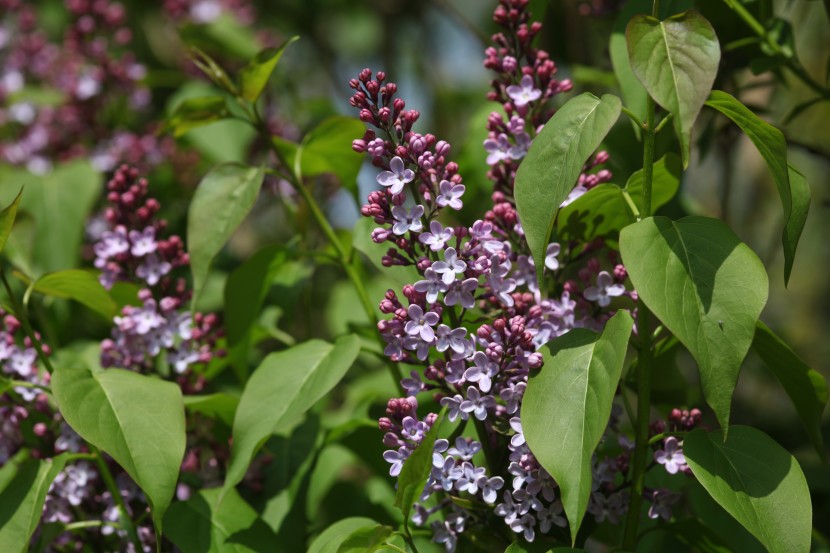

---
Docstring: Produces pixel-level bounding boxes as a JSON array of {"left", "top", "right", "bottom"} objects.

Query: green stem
[
  {"left": 64, "top": 520, "right": 111, "bottom": 532},
  {"left": 621, "top": 106, "right": 645, "bottom": 129},
  {"left": 91, "top": 446, "right": 142, "bottom": 550},
  {"left": 647, "top": 430, "right": 688, "bottom": 446}
]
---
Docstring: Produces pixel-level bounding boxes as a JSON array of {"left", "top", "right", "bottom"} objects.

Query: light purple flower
[
  {"left": 5, "top": 347, "right": 36, "bottom": 378},
  {"left": 435, "top": 325, "right": 469, "bottom": 354},
  {"left": 383, "top": 447, "right": 410, "bottom": 477},
  {"left": 376, "top": 156, "right": 415, "bottom": 195},
  {"left": 506, "top": 75, "right": 542, "bottom": 107},
  {"left": 648, "top": 488, "right": 681, "bottom": 521},
  {"left": 444, "top": 278, "right": 478, "bottom": 309},
  {"left": 404, "top": 304, "right": 440, "bottom": 342},
  {"left": 440, "top": 394, "right": 467, "bottom": 422},
  {"left": 391, "top": 205, "right": 425, "bottom": 235},
  {"left": 447, "top": 437, "right": 481, "bottom": 461},
  {"left": 545, "top": 243, "right": 561, "bottom": 271},
  {"left": 455, "top": 462, "right": 486, "bottom": 495},
  {"left": 129, "top": 226, "right": 157, "bottom": 257},
  {"left": 483, "top": 133, "right": 512, "bottom": 165},
  {"left": 136, "top": 254, "right": 171, "bottom": 286},
  {"left": 432, "top": 247, "right": 467, "bottom": 285},
  {"left": 495, "top": 490, "right": 530, "bottom": 524},
  {"left": 478, "top": 475, "right": 504, "bottom": 504},
  {"left": 583, "top": 271, "right": 626, "bottom": 307},
  {"left": 536, "top": 500, "right": 567, "bottom": 533},
  {"left": 509, "top": 417, "right": 525, "bottom": 448},
  {"left": 655, "top": 437, "right": 687, "bottom": 475},
  {"left": 460, "top": 386, "right": 495, "bottom": 420},
  {"left": 499, "top": 382, "right": 526, "bottom": 414},
  {"left": 401, "top": 370, "right": 425, "bottom": 396},
  {"left": 464, "top": 352, "right": 499, "bottom": 393},
  {"left": 414, "top": 269, "right": 449, "bottom": 303},
  {"left": 401, "top": 416, "right": 429, "bottom": 442},
  {"left": 489, "top": 275, "right": 517, "bottom": 307},
  {"left": 436, "top": 180, "right": 465, "bottom": 210},
  {"left": 419, "top": 221, "right": 454, "bottom": 251},
  {"left": 94, "top": 226, "right": 130, "bottom": 258},
  {"left": 509, "top": 513, "right": 536, "bottom": 542}
]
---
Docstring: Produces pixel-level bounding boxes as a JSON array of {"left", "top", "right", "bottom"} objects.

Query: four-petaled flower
[
  {"left": 436, "top": 180, "right": 465, "bottom": 210},
  {"left": 376, "top": 156, "right": 415, "bottom": 195},
  {"left": 583, "top": 270, "right": 626, "bottom": 307},
  {"left": 464, "top": 352, "right": 499, "bottom": 393},
  {"left": 432, "top": 247, "right": 467, "bottom": 285},
  {"left": 460, "top": 386, "right": 495, "bottom": 420},
  {"left": 414, "top": 269, "right": 449, "bottom": 303},
  {"left": 129, "top": 226, "right": 157, "bottom": 257},
  {"left": 444, "top": 278, "right": 478, "bottom": 309},
  {"left": 419, "top": 220, "right": 454, "bottom": 251},
  {"left": 404, "top": 304, "right": 440, "bottom": 342},
  {"left": 654, "top": 437, "right": 687, "bottom": 475},
  {"left": 506, "top": 75, "right": 542, "bottom": 107},
  {"left": 391, "top": 204, "right": 425, "bottom": 235}
]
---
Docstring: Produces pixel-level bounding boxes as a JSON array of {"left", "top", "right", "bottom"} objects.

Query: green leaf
[
  {"left": 224, "top": 335, "right": 360, "bottom": 491},
  {"left": 52, "top": 366, "right": 186, "bottom": 534},
  {"left": 224, "top": 245, "right": 290, "bottom": 379},
  {"left": 300, "top": 116, "right": 367, "bottom": 204},
  {"left": 183, "top": 393, "right": 240, "bottom": 427},
  {"left": 31, "top": 269, "right": 117, "bottom": 319},
  {"left": 336, "top": 524, "right": 394, "bottom": 553},
  {"left": 394, "top": 410, "right": 445, "bottom": 533},
  {"left": 515, "top": 92, "right": 621, "bottom": 283},
  {"left": 751, "top": 322, "right": 828, "bottom": 457},
  {"left": 557, "top": 183, "right": 636, "bottom": 242},
  {"left": 624, "top": 152, "right": 682, "bottom": 212},
  {"left": 684, "top": 426, "right": 812, "bottom": 553},
  {"left": 167, "top": 96, "right": 230, "bottom": 138},
  {"left": 704, "top": 90, "right": 810, "bottom": 284},
  {"left": 0, "top": 188, "right": 23, "bottom": 255},
  {"left": 163, "top": 487, "right": 278, "bottom": 553},
  {"left": 187, "top": 47, "right": 238, "bottom": 94},
  {"left": 626, "top": 10, "right": 720, "bottom": 167},
  {"left": 237, "top": 37, "right": 299, "bottom": 102},
  {"left": 187, "top": 163, "right": 264, "bottom": 304},
  {"left": 609, "top": 0, "right": 651, "bottom": 125},
  {"left": 505, "top": 542, "right": 587, "bottom": 552},
  {"left": 307, "top": 517, "right": 379, "bottom": 553},
  {"left": 0, "top": 453, "right": 68, "bottom": 553},
  {"left": 522, "top": 311, "right": 633, "bottom": 543},
  {"left": 655, "top": 518, "right": 738, "bottom": 553},
  {"left": 620, "top": 217, "right": 768, "bottom": 431}
]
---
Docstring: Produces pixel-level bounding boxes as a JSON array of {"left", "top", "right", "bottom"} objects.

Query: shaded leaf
[
  {"left": 183, "top": 393, "right": 240, "bottom": 427},
  {"left": 237, "top": 37, "right": 298, "bottom": 102},
  {"left": 705, "top": 90, "right": 810, "bottom": 284},
  {"left": 167, "top": 96, "right": 230, "bottom": 138},
  {"left": 307, "top": 517, "right": 378, "bottom": 553},
  {"left": 52, "top": 366, "right": 186, "bottom": 533},
  {"left": 224, "top": 335, "right": 360, "bottom": 491},
  {"left": 556, "top": 184, "right": 636, "bottom": 242},
  {"left": 187, "top": 163, "right": 264, "bottom": 304},
  {"left": 623, "top": 152, "right": 682, "bottom": 212},
  {"left": 619, "top": 216, "right": 768, "bottom": 431},
  {"left": 522, "top": 311, "right": 633, "bottom": 543},
  {"left": 32, "top": 269, "right": 117, "bottom": 319},
  {"left": 394, "top": 410, "right": 445, "bottom": 533},
  {"left": 0, "top": 188, "right": 23, "bottom": 254},
  {"left": 751, "top": 321, "right": 828, "bottom": 457},
  {"left": 336, "top": 524, "right": 394, "bottom": 553},
  {"left": 515, "top": 92, "right": 621, "bottom": 283},
  {"left": 684, "top": 426, "right": 812, "bottom": 553},
  {"left": 627, "top": 10, "right": 720, "bottom": 167}
]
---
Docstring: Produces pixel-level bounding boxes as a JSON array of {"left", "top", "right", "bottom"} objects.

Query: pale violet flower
[
  {"left": 383, "top": 447, "right": 410, "bottom": 477},
  {"left": 509, "top": 513, "right": 536, "bottom": 542},
  {"left": 509, "top": 417, "right": 526, "bottom": 448},
  {"left": 376, "top": 156, "right": 414, "bottom": 195},
  {"left": 447, "top": 437, "right": 481, "bottom": 461},
  {"left": 436, "top": 180, "right": 465, "bottom": 210},
  {"left": 440, "top": 394, "right": 466, "bottom": 422},
  {"left": 655, "top": 437, "right": 687, "bottom": 475},
  {"left": 460, "top": 386, "right": 495, "bottom": 420},
  {"left": 483, "top": 133, "right": 512, "bottom": 165},
  {"left": 545, "top": 243, "right": 561, "bottom": 271},
  {"left": 435, "top": 325, "right": 468, "bottom": 354},
  {"left": 584, "top": 271, "right": 626, "bottom": 307},
  {"left": 432, "top": 247, "right": 467, "bottom": 285},
  {"left": 536, "top": 501, "right": 567, "bottom": 532},
  {"left": 455, "top": 462, "right": 487, "bottom": 495},
  {"left": 464, "top": 352, "right": 499, "bottom": 393},
  {"left": 479, "top": 475, "right": 505, "bottom": 504},
  {"left": 129, "top": 226, "right": 158, "bottom": 257},
  {"left": 414, "top": 269, "right": 449, "bottom": 303},
  {"left": 506, "top": 75, "right": 542, "bottom": 107},
  {"left": 391, "top": 204, "right": 425, "bottom": 235},
  {"left": 419, "top": 221, "right": 454, "bottom": 251},
  {"left": 136, "top": 254, "right": 171, "bottom": 286},
  {"left": 444, "top": 278, "right": 478, "bottom": 309},
  {"left": 404, "top": 305, "right": 440, "bottom": 342}
]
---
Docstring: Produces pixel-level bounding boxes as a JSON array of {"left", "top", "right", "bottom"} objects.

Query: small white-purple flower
[
  {"left": 583, "top": 270, "right": 626, "bottom": 307},
  {"left": 435, "top": 325, "right": 469, "bottom": 354},
  {"left": 655, "top": 437, "right": 687, "bottom": 475},
  {"left": 464, "top": 351, "right": 499, "bottom": 393},
  {"left": 444, "top": 278, "right": 478, "bottom": 309},
  {"left": 376, "top": 156, "right": 415, "bottom": 195},
  {"left": 432, "top": 247, "right": 467, "bottom": 285},
  {"left": 129, "top": 226, "right": 158, "bottom": 257},
  {"left": 404, "top": 304, "right": 440, "bottom": 342},
  {"left": 460, "top": 386, "right": 495, "bottom": 420},
  {"left": 544, "top": 242, "right": 561, "bottom": 271},
  {"left": 483, "top": 133, "right": 512, "bottom": 166},
  {"left": 414, "top": 269, "right": 449, "bottom": 304},
  {"left": 419, "top": 220, "right": 454, "bottom": 251},
  {"left": 440, "top": 394, "right": 467, "bottom": 422},
  {"left": 506, "top": 75, "right": 542, "bottom": 107},
  {"left": 383, "top": 447, "right": 410, "bottom": 477},
  {"left": 391, "top": 204, "right": 425, "bottom": 235},
  {"left": 436, "top": 180, "right": 465, "bottom": 210}
]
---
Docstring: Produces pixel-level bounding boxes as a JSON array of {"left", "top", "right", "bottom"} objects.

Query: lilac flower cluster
[
  {"left": 94, "top": 165, "right": 222, "bottom": 376},
  {"left": 347, "top": 0, "right": 705, "bottom": 548},
  {"left": 162, "top": 0, "right": 256, "bottom": 25},
  {"left": 0, "top": 0, "right": 176, "bottom": 173}
]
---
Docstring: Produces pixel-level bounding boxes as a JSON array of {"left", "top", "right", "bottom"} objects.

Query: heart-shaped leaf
[
  {"left": 515, "top": 92, "right": 621, "bottom": 283},
  {"left": 0, "top": 453, "right": 68, "bottom": 552},
  {"left": 187, "top": 163, "right": 264, "bottom": 304},
  {"left": 224, "top": 335, "right": 360, "bottom": 491},
  {"left": 522, "top": 311, "right": 633, "bottom": 543},
  {"left": 684, "top": 426, "right": 812, "bottom": 553},
  {"left": 704, "top": 91, "right": 810, "bottom": 285},
  {"left": 52, "top": 366, "right": 186, "bottom": 533},
  {"left": 751, "top": 322, "right": 828, "bottom": 458},
  {"left": 620, "top": 216, "right": 768, "bottom": 431},
  {"left": 627, "top": 10, "right": 720, "bottom": 167}
]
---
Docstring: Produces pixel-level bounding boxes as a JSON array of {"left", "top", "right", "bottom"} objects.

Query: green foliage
[
  {"left": 307, "top": 517, "right": 380, "bottom": 553},
  {"left": 163, "top": 487, "right": 278, "bottom": 552},
  {"left": 30, "top": 269, "right": 117, "bottom": 319},
  {"left": 515, "top": 92, "right": 621, "bottom": 282},
  {"left": 626, "top": 10, "right": 720, "bottom": 167},
  {"left": 0, "top": 453, "right": 68, "bottom": 553},
  {"left": 623, "top": 153, "right": 682, "bottom": 212},
  {"left": 223, "top": 335, "right": 360, "bottom": 492},
  {"left": 166, "top": 96, "right": 230, "bottom": 138},
  {"left": 620, "top": 216, "right": 768, "bottom": 431},
  {"left": 0, "top": 188, "right": 22, "bottom": 254},
  {"left": 336, "top": 524, "right": 395, "bottom": 552},
  {"left": 522, "top": 311, "right": 633, "bottom": 543},
  {"left": 704, "top": 90, "right": 810, "bottom": 284},
  {"left": 751, "top": 322, "right": 828, "bottom": 457},
  {"left": 182, "top": 393, "right": 240, "bottom": 427},
  {"left": 187, "top": 163, "right": 265, "bottom": 304},
  {"left": 684, "top": 426, "right": 812, "bottom": 553},
  {"left": 238, "top": 37, "right": 299, "bottom": 102},
  {"left": 52, "top": 366, "right": 186, "bottom": 533},
  {"left": 394, "top": 411, "right": 445, "bottom": 534}
]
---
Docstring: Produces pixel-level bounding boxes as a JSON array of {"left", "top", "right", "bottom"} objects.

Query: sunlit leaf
[{"left": 237, "top": 37, "right": 299, "bottom": 102}]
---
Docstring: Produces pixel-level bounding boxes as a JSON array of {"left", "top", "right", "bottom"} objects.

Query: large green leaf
[
  {"left": 684, "top": 426, "right": 812, "bottom": 553},
  {"left": 751, "top": 322, "right": 827, "bottom": 457},
  {"left": 31, "top": 269, "right": 117, "bottom": 319},
  {"left": 0, "top": 453, "right": 68, "bottom": 553},
  {"left": 705, "top": 90, "right": 809, "bottom": 285},
  {"left": 623, "top": 152, "right": 682, "bottom": 212},
  {"left": 626, "top": 10, "right": 720, "bottom": 167},
  {"left": 183, "top": 393, "right": 240, "bottom": 427},
  {"left": 609, "top": 0, "right": 651, "bottom": 125},
  {"left": 556, "top": 184, "right": 636, "bottom": 242},
  {"left": 522, "top": 311, "right": 633, "bottom": 543},
  {"left": 224, "top": 245, "right": 290, "bottom": 379},
  {"left": 0, "top": 188, "right": 22, "bottom": 254},
  {"left": 620, "top": 216, "right": 768, "bottom": 431},
  {"left": 307, "top": 517, "right": 379, "bottom": 553},
  {"left": 224, "top": 335, "right": 360, "bottom": 491},
  {"left": 187, "top": 163, "right": 264, "bottom": 303},
  {"left": 515, "top": 92, "right": 621, "bottom": 283},
  {"left": 52, "top": 366, "right": 186, "bottom": 533},
  {"left": 163, "top": 487, "right": 278, "bottom": 552},
  {"left": 237, "top": 37, "right": 298, "bottom": 102},
  {"left": 394, "top": 411, "right": 445, "bottom": 533},
  {"left": 336, "top": 524, "right": 394, "bottom": 553}
]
